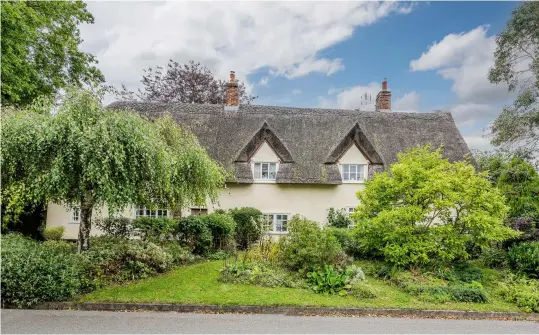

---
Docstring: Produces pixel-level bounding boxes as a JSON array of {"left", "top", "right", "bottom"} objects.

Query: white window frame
[
  {"left": 134, "top": 206, "right": 170, "bottom": 219},
  {"left": 252, "top": 162, "right": 279, "bottom": 182},
  {"left": 264, "top": 213, "right": 289, "bottom": 234},
  {"left": 346, "top": 206, "right": 355, "bottom": 229},
  {"left": 340, "top": 164, "right": 368, "bottom": 183},
  {"left": 70, "top": 206, "right": 81, "bottom": 224}
]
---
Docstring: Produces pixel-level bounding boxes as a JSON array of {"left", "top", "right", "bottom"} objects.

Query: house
[{"left": 46, "top": 73, "right": 472, "bottom": 239}]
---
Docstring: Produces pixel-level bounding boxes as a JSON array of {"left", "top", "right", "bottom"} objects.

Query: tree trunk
[{"left": 77, "top": 192, "right": 94, "bottom": 252}]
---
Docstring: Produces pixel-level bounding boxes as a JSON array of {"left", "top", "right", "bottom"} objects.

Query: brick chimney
[
  {"left": 224, "top": 71, "right": 239, "bottom": 110},
  {"left": 375, "top": 78, "right": 391, "bottom": 112}
]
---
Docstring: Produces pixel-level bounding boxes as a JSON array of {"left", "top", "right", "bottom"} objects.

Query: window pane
[
  {"left": 358, "top": 165, "right": 364, "bottom": 180},
  {"left": 343, "top": 172, "right": 349, "bottom": 181},
  {"left": 269, "top": 163, "right": 276, "bottom": 179},
  {"left": 254, "top": 163, "right": 261, "bottom": 179},
  {"left": 343, "top": 165, "right": 349, "bottom": 173},
  {"left": 262, "top": 163, "right": 269, "bottom": 179},
  {"left": 349, "top": 165, "right": 357, "bottom": 173}
]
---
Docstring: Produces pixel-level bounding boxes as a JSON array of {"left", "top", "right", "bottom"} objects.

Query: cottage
[{"left": 46, "top": 73, "right": 472, "bottom": 239}]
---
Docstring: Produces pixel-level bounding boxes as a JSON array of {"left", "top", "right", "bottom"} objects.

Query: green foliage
[
  {"left": 94, "top": 217, "right": 134, "bottom": 239},
  {"left": 176, "top": 216, "right": 213, "bottom": 255},
  {"left": 219, "top": 261, "right": 304, "bottom": 288},
  {"left": 156, "top": 240, "right": 197, "bottom": 265},
  {"left": 1, "top": 88, "right": 226, "bottom": 251},
  {"left": 1, "top": 1, "right": 104, "bottom": 106},
  {"left": 134, "top": 217, "right": 178, "bottom": 240},
  {"left": 80, "top": 237, "right": 173, "bottom": 285},
  {"left": 43, "top": 226, "right": 65, "bottom": 241},
  {"left": 230, "top": 207, "right": 264, "bottom": 250},
  {"left": 201, "top": 213, "right": 236, "bottom": 250},
  {"left": 327, "top": 207, "right": 352, "bottom": 228},
  {"left": 480, "top": 247, "right": 509, "bottom": 269},
  {"left": 508, "top": 242, "right": 539, "bottom": 277},
  {"left": 353, "top": 146, "right": 517, "bottom": 267},
  {"left": 327, "top": 227, "right": 362, "bottom": 259},
  {"left": 488, "top": 2, "right": 539, "bottom": 160},
  {"left": 349, "top": 282, "right": 377, "bottom": 299},
  {"left": 307, "top": 265, "right": 352, "bottom": 295},
  {"left": 279, "top": 215, "right": 346, "bottom": 272},
  {"left": 497, "top": 274, "right": 539, "bottom": 313},
  {"left": 1, "top": 234, "right": 82, "bottom": 307}
]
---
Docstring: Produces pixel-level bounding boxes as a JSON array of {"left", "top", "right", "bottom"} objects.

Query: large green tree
[
  {"left": 352, "top": 146, "right": 517, "bottom": 267},
  {"left": 1, "top": 88, "right": 226, "bottom": 251},
  {"left": 488, "top": 2, "right": 539, "bottom": 161},
  {"left": 1, "top": 0, "right": 104, "bottom": 106}
]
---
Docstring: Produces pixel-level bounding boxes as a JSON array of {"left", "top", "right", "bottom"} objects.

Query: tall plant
[{"left": 1, "top": 87, "right": 225, "bottom": 251}]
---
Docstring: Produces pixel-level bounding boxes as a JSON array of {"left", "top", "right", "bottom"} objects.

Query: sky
[{"left": 79, "top": 1, "right": 520, "bottom": 152}]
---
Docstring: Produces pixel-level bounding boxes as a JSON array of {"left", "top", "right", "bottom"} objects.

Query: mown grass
[{"left": 79, "top": 260, "right": 522, "bottom": 312}]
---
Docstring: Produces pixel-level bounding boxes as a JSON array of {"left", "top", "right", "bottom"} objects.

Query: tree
[
  {"left": 488, "top": 2, "right": 539, "bottom": 161},
  {"left": 1, "top": 1, "right": 104, "bottom": 106},
  {"left": 117, "top": 60, "right": 257, "bottom": 104},
  {"left": 1, "top": 87, "right": 226, "bottom": 251},
  {"left": 352, "top": 146, "right": 518, "bottom": 267},
  {"left": 476, "top": 150, "right": 539, "bottom": 224}
]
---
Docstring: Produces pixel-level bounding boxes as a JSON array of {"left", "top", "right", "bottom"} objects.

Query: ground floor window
[
  {"left": 135, "top": 206, "right": 169, "bottom": 219},
  {"left": 70, "top": 206, "right": 80, "bottom": 224},
  {"left": 346, "top": 207, "right": 355, "bottom": 229},
  {"left": 190, "top": 207, "right": 208, "bottom": 216},
  {"left": 264, "top": 213, "right": 289, "bottom": 233}
]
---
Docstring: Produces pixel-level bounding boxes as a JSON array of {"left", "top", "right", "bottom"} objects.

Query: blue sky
[{"left": 80, "top": 1, "right": 520, "bottom": 151}]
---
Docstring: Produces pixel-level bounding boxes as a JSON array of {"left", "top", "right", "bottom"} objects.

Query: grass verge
[{"left": 79, "top": 261, "right": 522, "bottom": 312}]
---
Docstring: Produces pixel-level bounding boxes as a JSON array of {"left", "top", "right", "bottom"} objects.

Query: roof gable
[
  {"left": 326, "top": 123, "right": 383, "bottom": 164},
  {"left": 235, "top": 122, "right": 293, "bottom": 163}
]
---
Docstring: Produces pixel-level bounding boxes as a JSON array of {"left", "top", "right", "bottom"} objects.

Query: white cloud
[
  {"left": 258, "top": 76, "right": 269, "bottom": 86},
  {"left": 409, "top": 25, "right": 512, "bottom": 104},
  {"left": 79, "top": 1, "right": 413, "bottom": 101},
  {"left": 292, "top": 89, "right": 302, "bottom": 95},
  {"left": 462, "top": 134, "right": 494, "bottom": 152},
  {"left": 393, "top": 91, "right": 420, "bottom": 112},
  {"left": 327, "top": 87, "right": 342, "bottom": 95},
  {"left": 448, "top": 103, "right": 501, "bottom": 127}
]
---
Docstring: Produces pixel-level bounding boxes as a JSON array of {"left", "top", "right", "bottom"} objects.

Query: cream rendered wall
[{"left": 46, "top": 143, "right": 370, "bottom": 239}]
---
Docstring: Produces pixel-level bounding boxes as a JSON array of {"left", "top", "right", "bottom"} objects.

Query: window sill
[
  {"left": 253, "top": 179, "right": 277, "bottom": 184},
  {"left": 267, "top": 231, "right": 288, "bottom": 235},
  {"left": 341, "top": 180, "right": 365, "bottom": 184}
]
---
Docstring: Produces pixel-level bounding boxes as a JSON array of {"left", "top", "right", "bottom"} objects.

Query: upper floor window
[
  {"left": 70, "top": 206, "right": 81, "bottom": 224},
  {"left": 254, "top": 162, "right": 277, "bottom": 181},
  {"left": 264, "top": 213, "right": 289, "bottom": 233},
  {"left": 341, "top": 164, "right": 367, "bottom": 182},
  {"left": 135, "top": 206, "right": 169, "bottom": 219}
]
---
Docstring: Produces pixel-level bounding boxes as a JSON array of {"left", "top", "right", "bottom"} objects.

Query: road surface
[{"left": 1, "top": 309, "right": 538, "bottom": 334}]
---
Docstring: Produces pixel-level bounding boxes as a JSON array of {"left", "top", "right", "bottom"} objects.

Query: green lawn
[{"left": 80, "top": 261, "right": 522, "bottom": 312}]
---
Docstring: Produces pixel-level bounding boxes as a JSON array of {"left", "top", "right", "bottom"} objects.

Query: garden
[{"left": 2, "top": 147, "right": 538, "bottom": 314}]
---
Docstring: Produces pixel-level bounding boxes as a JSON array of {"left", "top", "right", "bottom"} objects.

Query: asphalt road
[{"left": 1, "top": 309, "right": 538, "bottom": 334}]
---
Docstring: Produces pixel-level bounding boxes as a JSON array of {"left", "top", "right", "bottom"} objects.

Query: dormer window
[
  {"left": 341, "top": 164, "right": 367, "bottom": 182},
  {"left": 254, "top": 162, "right": 277, "bottom": 181}
]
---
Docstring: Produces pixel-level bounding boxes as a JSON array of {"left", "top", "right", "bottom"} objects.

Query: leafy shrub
[
  {"left": 307, "top": 265, "right": 352, "bottom": 295},
  {"left": 327, "top": 227, "right": 362, "bottom": 259},
  {"left": 244, "top": 238, "right": 281, "bottom": 264},
  {"left": 350, "top": 282, "right": 377, "bottom": 299},
  {"left": 176, "top": 215, "right": 212, "bottom": 255},
  {"left": 346, "top": 265, "right": 366, "bottom": 285},
  {"left": 134, "top": 217, "right": 178, "bottom": 240},
  {"left": 94, "top": 217, "right": 134, "bottom": 238},
  {"left": 43, "top": 226, "right": 65, "bottom": 240},
  {"left": 327, "top": 208, "right": 352, "bottom": 228},
  {"left": 230, "top": 207, "right": 264, "bottom": 249},
  {"left": 497, "top": 275, "right": 539, "bottom": 313},
  {"left": 207, "top": 250, "right": 231, "bottom": 260},
  {"left": 508, "top": 242, "right": 539, "bottom": 277},
  {"left": 156, "top": 240, "right": 197, "bottom": 265},
  {"left": 449, "top": 284, "right": 489, "bottom": 303},
  {"left": 480, "top": 247, "right": 509, "bottom": 269},
  {"left": 278, "top": 215, "right": 344, "bottom": 272},
  {"left": 202, "top": 213, "right": 236, "bottom": 250},
  {"left": 219, "top": 261, "right": 304, "bottom": 288},
  {"left": 353, "top": 146, "right": 516, "bottom": 267},
  {"left": 1, "top": 234, "right": 82, "bottom": 307},
  {"left": 81, "top": 237, "right": 173, "bottom": 284},
  {"left": 510, "top": 217, "right": 534, "bottom": 232}
]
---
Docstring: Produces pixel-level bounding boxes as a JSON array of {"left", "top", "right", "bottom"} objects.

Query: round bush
[
  {"left": 230, "top": 207, "right": 264, "bottom": 250},
  {"left": 1, "top": 234, "right": 82, "bottom": 307},
  {"left": 202, "top": 213, "right": 236, "bottom": 250},
  {"left": 176, "top": 215, "right": 212, "bottom": 255},
  {"left": 43, "top": 226, "right": 65, "bottom": 241},
  {"left": 508, "top": 242, "right": 539, "bottom": 277}
]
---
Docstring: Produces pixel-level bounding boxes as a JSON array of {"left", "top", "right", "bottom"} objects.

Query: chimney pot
[
  {"left": 375, "top": 78, "right": 391, "bottom": 112},
  {"left": 225, "top": 70, "right": 239, "bottom": 109}
]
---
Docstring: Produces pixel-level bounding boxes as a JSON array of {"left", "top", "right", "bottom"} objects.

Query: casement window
[
  {"left": 70, "top": 206, "right": 81, "bottom": 224},
  {"left": 341, "top": 164, "right": 367, "bottom": 182},
  {"left": 135, "top": 206, "right": 169, "bottom": 219},
  {"left": 264, "top": 213, "right": 289, "bottom": 233},
  {"left": 253, "top": 162, "right": 277, "bottom": 181},
  {"left": 346, "top": 207, "right": 355, "bottom": 229},
  {"left": 190, "top": 207, "right": 208, "bottom": 216}
]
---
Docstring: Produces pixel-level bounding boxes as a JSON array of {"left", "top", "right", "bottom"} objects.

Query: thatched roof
[{"left": 109, "top": 102, "right": 472, "bottom": 185}]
